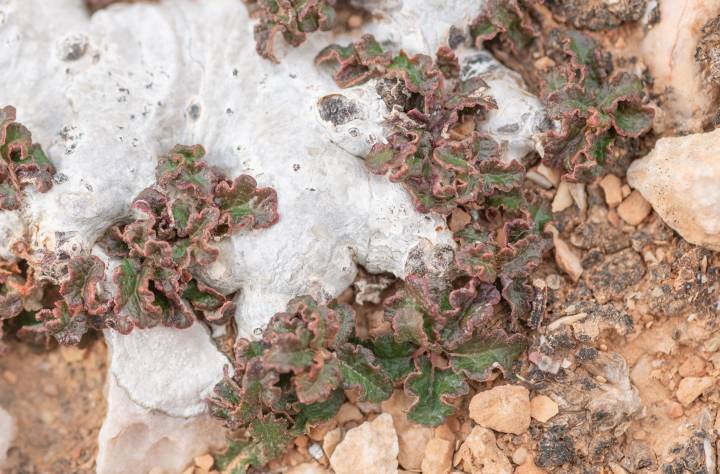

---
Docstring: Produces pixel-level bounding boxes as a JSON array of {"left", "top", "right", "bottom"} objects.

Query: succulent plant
[
  {"left": 0, "top": 106, "right": 55, "bottom": 211},
  {"left": 209, "top": 291, "right": 525, "bottom": 471},
  {"left": 1, "top": 144, "right": 278, "bottom": 347},
  {"left": 471, "top": 1, "right": 654, "bottom": 182},
  {"left": 248, "top": 0, "right": 337, "bottom": 62},
  {"left": 540, "top": 31, "right": 654, "bottom": 181}
]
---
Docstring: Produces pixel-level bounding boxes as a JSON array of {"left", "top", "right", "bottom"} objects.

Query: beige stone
[
  {"left": 514, "top": 456, "right": 547, "bottom": 474},
  {"left": 287, "top": 462, "right": 330, "bottom": 474},
  {"left": 193, "top": 454, "right": 214, "bottom": 471},
  {"left": 530, "top": 395, "right": 558, "bottom": 423},
  {"left": 511, "top": 447, "right": 529, "bottom": 465},
  {"left": 569, "top": 182, "right": 587, "bottom": 212},
  {"left": 454, "top": 426, "right": 512, "bottom": 474},
  {"left": 599, "top": 174, "right": 623, "bottom": 208},
  {"left": 667, "top": 401, "right": 684, "bottom": 419},
  {"left": 322, "top": 427, "right": 342, "bottom": 458},
  {"left": 330, "top": 413, "right": 399, "bottom": 474},
  {"left": 422, "top": 438, "right": 454, "bottom": 474},
  {"left": 617, "top": 191, "right": 651, "bottom": 225},
  {"left": 549, "top": 227, "right": 583, "bottom": 283},
  {"left": 381, "top": 390, "right": 434, "bottom": 471},
  {"left": 678, "top": 355, "right": 706, "bottom": 378},
  {"left": 536, "top": 164, "right": 560, "bottom": 187},
  {"left": 336, "top": 403, "right": 363, "bottom": 425},
  {"left": 469, "top": 385, "right": 530, "bottom": 435},
  {"left": 676, "top": 376, "right": 716, "bottom": 406},
  {"left": 552, "top": 181, "right": 574, "bottom": 213},
  {"left": 628, "top": 128, "right": 720, "bottom": 249}
]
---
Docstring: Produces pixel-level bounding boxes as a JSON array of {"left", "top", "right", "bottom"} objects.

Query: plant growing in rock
[
  {"left": 209, "top": 289, "right": 525, "bottom": 472},
  {"left": 0, "top": 106, "right": 55, "bottom": 211},
  {"left": 1, "top": 144, "right": 279, "bottom": 347},
  {"left": 472, "top": 1, "right": 654, "bottom": 182},
  {"left": 207, "top": 31, "right": 550, "bottom": 473},
  {"left": 247, "top": 0, "right": 337, "bottom": 62}
]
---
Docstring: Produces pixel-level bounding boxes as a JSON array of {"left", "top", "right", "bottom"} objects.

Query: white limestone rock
[
  {"left": 97, "top": 374, "right": 226, "bottom": 474},
  {"left": 0, "top": 406, "right": 15, "bottom": 468},
  {"left": 105, "top": 324, "right": 227, "bottom": 418},
  {"left": 628, "top": 128, "right": 720, "bottom": 251}
]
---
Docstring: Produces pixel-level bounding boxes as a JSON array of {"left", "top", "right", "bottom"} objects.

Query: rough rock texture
[
  {"left": 455, "top": 426, "right": 513, "bottom": 474},
  {"left": 641, "top": 0, "right": 720, "bottom": 132},
  {"left": 422, "top": 438, "right": 454, "bottom": 474},
  {"left": 628, "top": 129, "right": 720, "bottom": 250},
  {"left": 0, "top": 406, "right": 14, "bottom": 468},
  {"left": 105, "top": 325, "right": 226, "bottom": 418},
  {"left": 381, "top": 390, "right": 434, "bottom": 471},
  {"left": 0, "top": 0, "right": 548, "bottom": 472},
  {"left": 468, "top": 385, "right": 531, "bottom": 435},
  {"left": 329, "top": 413, "right": 399, "bottom": 474},
  {"left": 546, "top": 0, "right": 647, "bottom": 30},
  {"left": 97, "top": 375, "right": 226, "bottom": 474}
]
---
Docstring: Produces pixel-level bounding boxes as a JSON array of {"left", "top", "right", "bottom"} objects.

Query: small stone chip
[
  {"left": 194, "top": 453, "right": 214, "bottom": 471},
  {"left": 599, "top": 174, "right": 623, "bottom": 208},
  {"left": 530, "top": 395, "right": 559, "bottom": 423},
  {"left": 617, "top": 190, "right": 652, "bottom": 225}
]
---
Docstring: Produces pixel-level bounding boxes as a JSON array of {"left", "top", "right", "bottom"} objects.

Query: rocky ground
[{"left": 4, "top": 175, "right": 720, "bottom": 474}]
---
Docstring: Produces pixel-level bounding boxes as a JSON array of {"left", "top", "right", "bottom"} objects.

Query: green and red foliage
[
  {"left": 0, "top": 106, "right": 55, "bottom": 211},
  {"left": 247, "top": 0, "right": 337, "bottom": 63},
  {"left": 209, "top": 292, "right": 525, "bottom": 471},
  {"left": 1, "top": 145, "right": 278, "bottom": 347},
  {"left": 471, "top": 1, "right": 654, "bottom": 182}
]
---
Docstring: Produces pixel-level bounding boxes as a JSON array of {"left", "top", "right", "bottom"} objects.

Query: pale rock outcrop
[
  {"left": 330, "top": 413, "right": 399, "bottom": 474},
  {"left": 96, "top": 375, "right": 226, "bottom": 474},
  {"left": 0, "top": 0, "right": 548, "bottom": 472},
  {"left": 628, "top": 128, "right": 720, "bottom": 250}
]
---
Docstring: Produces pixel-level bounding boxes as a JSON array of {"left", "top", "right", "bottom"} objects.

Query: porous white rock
[
  {"left": 105, "top": 324, "right": 227, "bottom": 418},
  {"left": 0, "top": 0, "right": 547, "bottom": 472},
  {"left": 0, "top": 406, "right": 15, "bottom": 468},
  {"left": 627, "top": 128, "right": 720, "bottom": 250},
  {"left": 97, "top": 375, "right": 226, "bottom": 474}
]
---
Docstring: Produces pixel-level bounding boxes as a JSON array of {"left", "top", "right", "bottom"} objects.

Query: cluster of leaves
[
  {"left": 207, "top": 30, "right": 550, "bottom": 473},
  {"left": 317, "top": 35, "right": 549, "bottom": 321},
  {"left": 209, "top": 290, "right": 525, "bottom": 472},
  {"left": 0, "top": 106, "right": 55, "bottom": 211},
  {"left": 247, "top": 0, "right": 337, "bottom": 63},
  {"left": 2, "top": 145, "right": 278, "bottom": 346},
  {"left": 472, "top": 1, "right": 654, "bottom": 181}
]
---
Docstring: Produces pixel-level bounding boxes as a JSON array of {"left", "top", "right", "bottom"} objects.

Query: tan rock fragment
[
  {"left": 617, "top": 191, "right": 651, "bottom": 225},
  {"left": 599, "top": 174, "right": 623, "bottom": 208},
  {"left": 422, "top": 438, "right": 454, "bottom": 474},
  {"left": 330, "top": 413, "right": 399, "bottom": 474},
  {"left": 550, "top": 231, "right": 583, "bottom": 283},
  {"left": 193, "top": 454, "right": 214, "bottom": 471},
  {"left": 530, "top": 395, "right": 559, "bottom": 423},
  {"left": 552, "top": 181, "right": 574, "bottom": 212},
  {"left": 468, "top": 385, "right": 531, "bottom": 435},
  {"left": 569, "top": 182, "right": 587, "bottom": 212},
  {"left": 454, "top": 426, "right": 512, "bottom": 474},
  {"left": 536, "top": 164, "right": 560, "bottom": 187},
  {"left": 678, "top": 355, "right": 706, "bottom": 377},
  {"left": 336, "top": 403, "right": 363, "bottom": 425},
  {"left": 381, "top": 390, "right": 433, "bottom": 471},
  {"left": 287, "top": 462, "right": 330, "bottom": 474},
  {"left": 514, "top": 457, "right": 547, "bottom": 474},
  {"left": 628, "top": 128, "right": 720, "bottom": 249},
  {"left": 675, "top": 376, "right": 716, "bottom": 406},
  {"left": 322, "top": 427, "right": 342, "bottom": 458}
]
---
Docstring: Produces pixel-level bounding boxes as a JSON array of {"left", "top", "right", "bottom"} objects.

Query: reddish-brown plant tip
[
  {"left": 248, "top": 0, "right": 338, "bottom": 63},
  {"left": 0, "top": 105, "right": 55, "bottom": 211}
]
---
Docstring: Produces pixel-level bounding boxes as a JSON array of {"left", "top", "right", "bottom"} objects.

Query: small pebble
[
  {"left": 599, "top": 174, "right": 623, "bottom": 208},
  {"left": 347, "top": 14, "right": 363, "bottom": 29},
  {"left": 530, "top": 395, "right": 559, "bottom": 423},
  {"left": 512, "top": 446, "right": 529, "bottom": 465},
  {"left": 667, "top": 401, "right": 684, "bottom": 418},
  {"left": 617, "top": 190, "right": 651, "bottom": 225},
  {"left": 194, "top": 453, "right": 214, "bottom": 471},
  {"left": 2, "top": 370, "right": 17, "bottom": 384}
]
